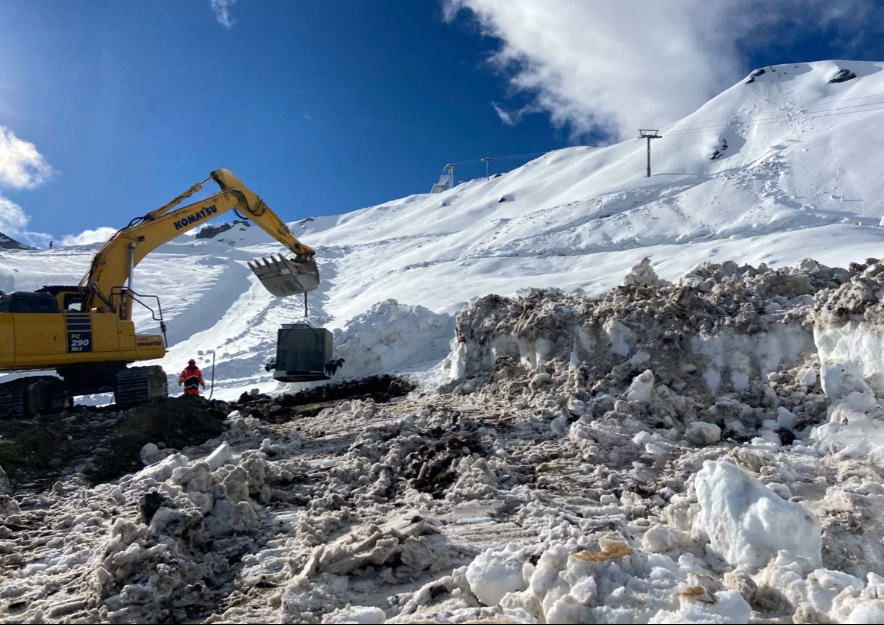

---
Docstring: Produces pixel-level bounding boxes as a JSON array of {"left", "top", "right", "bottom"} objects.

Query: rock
[
  {"left": 137, "top": 490, "right": 167, "bottom": 524},
  {"left": 828, "top": 68, "right": 856, "bottom": 84},
  {"left": 685, "top": 422, "right": 721, "bottom": 446},
  {"left": 745, "top": 68, "right": 766, "bottom": 84},
  {"left": 195, "top": 220, "right": 250, "bottom": 239}
]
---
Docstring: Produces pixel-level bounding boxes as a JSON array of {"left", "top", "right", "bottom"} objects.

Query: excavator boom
[{"left": 83, "top": 169, "right": 319, "bottom": 317}]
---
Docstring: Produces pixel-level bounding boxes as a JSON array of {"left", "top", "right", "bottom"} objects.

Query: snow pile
[
  {"left": 0, "top": 428, "right": 309, "bottom": 623},
  {"left": 449, "top": 534, "right": 754, "bottom": 624},
  {"left": 5, "top": 299, "right": 884, "bottom": 623},
  {"left": 91, "top": 442, "right": 289, "bottom": 622},
  {"left": 332, "top": 299, "right": 453, "bottom": 380}
]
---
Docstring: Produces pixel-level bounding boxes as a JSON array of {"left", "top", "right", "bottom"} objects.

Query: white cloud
[
  {"left": 0, "top": 127, "right": 52, "bottom": 189},
  {"left": 0, "top": 125, "right": 54, "bottom": 247},
  {"left": 0, "top": 195, "right": 30, "bottom": 237},
  {"left": 211, "top": 0, "right": 237, "bottom": 29},
  {"left": 59, "top": 227, "right": 117, "bottom": 248},
  {"left": 491, "top": 102, "right": 515, "bottom": 126},
  {"left": 443, "top": 0, "right": 878, "bottom": 140}
]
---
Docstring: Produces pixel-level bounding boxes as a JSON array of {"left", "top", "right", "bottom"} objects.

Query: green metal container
[{"left": 272, "top": 323, "right": 333, "bottom": 382}]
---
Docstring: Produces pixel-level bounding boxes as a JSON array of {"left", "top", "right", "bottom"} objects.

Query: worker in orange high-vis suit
[{"left": 178, "top": 359, "right": 206, "bottom": 396}]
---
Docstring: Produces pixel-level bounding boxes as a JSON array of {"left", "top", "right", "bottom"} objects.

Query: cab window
[{"left": 63, "top": 295, "right": 84, "bottom": 312}]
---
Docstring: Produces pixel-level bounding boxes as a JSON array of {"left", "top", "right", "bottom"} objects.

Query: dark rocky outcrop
[
  {"left": 828, "top": 68, "right": 857, "bottom": 84},
  {"left": 0, "top": 232, "right": 32, "bottom": 250},
  {"left": 195, "top": 220, "right": 250, "bottom": 239}
]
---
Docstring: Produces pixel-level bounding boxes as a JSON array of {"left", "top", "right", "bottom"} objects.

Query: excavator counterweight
[{"left": 248, "top": 255, "right": 321, "bottom": 297}]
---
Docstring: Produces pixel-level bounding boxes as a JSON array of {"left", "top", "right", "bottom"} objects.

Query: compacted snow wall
[
  {"left": 448, "top": 259, "right": 884, "bottom": 451},
  {"left": 449, "top": 258, "right": 831, "bottom": 399}
]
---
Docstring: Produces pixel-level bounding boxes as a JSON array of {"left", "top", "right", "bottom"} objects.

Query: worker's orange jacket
[{"left": 179, "top": 365, "right": 204, "bottom": 395}]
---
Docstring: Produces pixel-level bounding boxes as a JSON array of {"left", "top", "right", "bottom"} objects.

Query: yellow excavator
[{"left": 0, "top": 169, "right": 320, "bottom": 417}]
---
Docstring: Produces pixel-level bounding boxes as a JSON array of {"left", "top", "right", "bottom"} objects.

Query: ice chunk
[
  {"left": 800, "top": 367, "right": 818, "bottom": 388},
  {"left": 139, "top": 443, "right": 160, "bottom": 466},
  {"left": 466, "top": 544, "right": 527, "bottom": 606},
  {"left": 205, "top": 442, "right": 235, "bottom": 470},
  {"left": 626, "top": 370, "right": 655, "bottom": 403},
  {"left": 695, "top": 461, "right": 822, "bottom": 568},
  {"left": 651, "top": 590, "right": 751, "bottom": 624},
  {"left": 685, "top": 422, "right": 721, "bottom": 446},
  {"left": 322, "top": 606, "right": 386, "bottom": 623},
  {"left": 642, "top": 525, "right": 679, "bottom": 553},
  {"left": 777, "top": 407, "right": 798, "bottom": 430}
]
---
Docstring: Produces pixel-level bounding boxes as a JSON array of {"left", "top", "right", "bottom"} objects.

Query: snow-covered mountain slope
[
  {"left": 3, "top": 60, "right": 884, "bottom": 399},
  {"left": 0, "top": 231, "right": 31, "bottom": 250}
]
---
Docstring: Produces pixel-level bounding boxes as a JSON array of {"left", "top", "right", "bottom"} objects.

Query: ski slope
[{"left": 2, "top": 59, "right": 884, "bottom": 399}]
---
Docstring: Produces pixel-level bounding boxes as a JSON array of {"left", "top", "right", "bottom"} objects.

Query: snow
[
  {"left": 332, "top": 300, "right": 453, "bottom": 380},
  {"left": 694, "top": 460, "right": 822, "bottom": 568},
  {"left": 465, "top": 544, "right": 527, "bottom": 606},
  {"left": 323, "top": 606, "right": 386, "bottom": 623}
]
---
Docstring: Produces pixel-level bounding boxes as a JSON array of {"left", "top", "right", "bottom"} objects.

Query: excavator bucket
[{"left": 248, "top": 255, "right": 320, "bottom": 297}]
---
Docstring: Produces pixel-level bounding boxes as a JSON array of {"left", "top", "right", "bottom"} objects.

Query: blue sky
[{"left": 1, "top": 0, "right": 883, "bottom": 246}]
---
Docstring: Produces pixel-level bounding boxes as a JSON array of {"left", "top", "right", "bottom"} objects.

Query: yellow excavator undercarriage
[{"left": 0, "top": 169, "right": 319, "bottom": 417}]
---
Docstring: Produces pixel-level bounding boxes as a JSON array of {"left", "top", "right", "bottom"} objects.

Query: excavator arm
[{"left": 82, "top": 169, "right": 319, "bottom": 317}]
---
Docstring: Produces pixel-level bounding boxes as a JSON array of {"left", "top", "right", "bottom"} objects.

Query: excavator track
[
  {"left": 0, "top": 376, "right": 68, "bottom": 419},
  {"left": 115, "top": 366, "right": 168, "bottom": 410}
]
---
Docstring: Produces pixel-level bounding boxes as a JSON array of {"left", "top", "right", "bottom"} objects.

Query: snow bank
[
  {"left": 695, "top": 460, "right": 822, "bottom": 568},
  {"left": 332, "top": 299, "right": 453, "bottom": 380}
]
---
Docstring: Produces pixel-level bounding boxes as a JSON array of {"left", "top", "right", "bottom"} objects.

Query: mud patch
[
  {"left": 238, "top": 375, "right": 415, "bottom": 423},
  {"left": 85, "top": 396, "right": 229, "bottom": 483},
  {"left": 404, "top": 432, "right": 486, "bottom": 498},
  {"left": 0, "top": 406, "right": 102, "bottom": 484},
  {"left": 0, "top": 397, "right": 230, "bottom": 488}
]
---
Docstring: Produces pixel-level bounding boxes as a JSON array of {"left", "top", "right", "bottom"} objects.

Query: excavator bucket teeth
[{"left": 249, "top": 255, "right": 320, "bottom": 297}]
